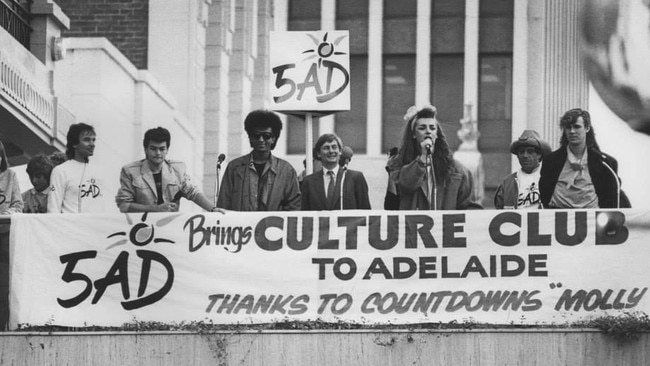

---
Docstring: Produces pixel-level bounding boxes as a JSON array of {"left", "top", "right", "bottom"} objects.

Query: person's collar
[
  {"left": 250, "top": 150, "right": 272, "bottom": 164},
  {"left": 249, "top": 151, "right": 274, "bottom": 162},
  {"left": 143, "top": 159, "right": 167, "bottom": 175},
  {"left": 146, "top": 159, "right": 163, "bottom": 174},
  {"left": 32, "top": 187, "right": 51, "bottom": 195},
  {"left": 518, "top": 164, "right": 541, "bottom": 176},
  {"left": 567, "top": 145, "right": 588, "bottom": 165},
  {"left": 248, "top": 152, "right": 277, "bottom": 172},
  {"left": 322, "top": 165, "right": 340, "bottom": 175},
  {"left": 566, "top": 146, "right": 587, "bottom": 186}
]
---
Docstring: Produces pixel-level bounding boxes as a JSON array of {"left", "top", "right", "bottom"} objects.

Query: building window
[
  {"left": 430, "top": 0, "right": 466, "bottom": 150},
  {"left": 335, "top": 55, "right": 368, "bottom": 153},
  {"left": 383, "top": 0, "right": 417, "bottom": 54},
  {"left": 337, "top": 0, "right": 368, "bottom": 19},
  {"left": 478, "top": 55, "right": 513, "bottom": 189},
  {"left": 478, "top": 0, "right": 513, "bottom": 195},
  {"left": 336, "top": 0, "right": 369, "bottom": 54},
  {"left": 382, "top": 0, "right": 417, "bottom": 152},
  {"left": 479, "top": 0, "right": 514, "bottom": 17},
  {"left": 382, "top": 55, "right": 416, "bottom": 152},
  {"left": 430, "top": 55, "right": 464, "bottom": 151},
  {"left": 286, "top": 115, "right": 320, "bottom": 155},
  {"left": 479, "top": 0, "right": 514, "bottom": 53},
  {"left": 479, "top": 56, "right": 513, "bottom": 122},
  {"left": 288, "top": 0, "right": 321, "bottom": 31},
  {"left": 431, "top": 0, "right": 465, "bottom": 54},
  {"left": 335, "top": 0, "right": 369, "bottom": 152},
  {"left": 384, "top": 0, "right": 417, "bottom": 18},
  {"left": 286, "top": 0, "right": 322, "bottom": 155}
]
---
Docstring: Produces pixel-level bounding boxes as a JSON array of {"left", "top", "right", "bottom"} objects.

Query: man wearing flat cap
[{"left": 494, "top": 130, "right": 551, "bottom": 209}]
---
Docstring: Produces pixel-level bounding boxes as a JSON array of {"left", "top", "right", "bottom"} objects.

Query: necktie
[
  {"left": 567, "top": 148, "right": 586, "bottom": 186},
  {"left": 327, "top": 170, "right": 336, "bottom": 205},
  {"left": 570, "top": 163, "right": 583, "bottom": 171}
]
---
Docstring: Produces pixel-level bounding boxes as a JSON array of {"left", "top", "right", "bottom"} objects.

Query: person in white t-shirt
[
  {"left": 494, "top": 130, "right": 551, "bottom": 209},
  {"left": 47, "top": 123, "right": 112, "bottom": 213}
]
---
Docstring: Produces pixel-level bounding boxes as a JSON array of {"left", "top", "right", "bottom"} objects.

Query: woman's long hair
[{"left": 388, "top": 105, "right": 454, "bottom": 183}]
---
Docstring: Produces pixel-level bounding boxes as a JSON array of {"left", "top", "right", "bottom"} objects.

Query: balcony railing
[
  {"left": 0, "top": 48, "right": 55, "bottom": 129},
  {"left": 0, "top": 0, "right": 31, "bottom": 48}
]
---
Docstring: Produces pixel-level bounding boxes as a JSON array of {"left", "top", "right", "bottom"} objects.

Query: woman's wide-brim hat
[{"left": 510, "top": 130, "right": 552, "bottom": 156}]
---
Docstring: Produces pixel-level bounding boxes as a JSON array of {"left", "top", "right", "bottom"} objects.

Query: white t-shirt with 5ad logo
[
  {"left": 47, "top": 159, "right": 114, "bottom": 213},
  {"left": 516, "top": 166, "right": 542, "bottom": 210}
]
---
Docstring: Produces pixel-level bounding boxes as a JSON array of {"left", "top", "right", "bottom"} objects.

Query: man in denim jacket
[
  {"left": 116, "top": 127, "right": 215, "bottom": 212},
  {"left": 217, "top": 110, "right": 301, "bottom": 211}
]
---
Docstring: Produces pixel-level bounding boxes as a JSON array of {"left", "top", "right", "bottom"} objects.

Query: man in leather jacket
[{"left": 539, "top": 108, "right": 630, "bottom": 209}]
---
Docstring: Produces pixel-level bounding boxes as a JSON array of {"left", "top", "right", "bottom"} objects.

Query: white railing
[{"left": 0, "top": 49, "right": 55, "bottom": 129}]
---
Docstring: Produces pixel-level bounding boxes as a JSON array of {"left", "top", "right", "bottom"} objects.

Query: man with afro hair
[{"left": 217, "top": 110, "right": 300, "bottom": 211}]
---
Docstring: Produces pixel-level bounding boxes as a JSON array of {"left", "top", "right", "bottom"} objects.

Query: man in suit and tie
[{"left": 301, "top": 133, "right": 371, "bottom": 211}]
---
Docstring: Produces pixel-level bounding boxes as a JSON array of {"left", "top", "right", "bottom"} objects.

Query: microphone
[
  {"left": 339, "top": 148, "right": 354, "bottom": 210},
  {"left": 424, "top": 137, "right": 434, "bottom": 154},
  {"left": 172, "top": 190, "right": 184, "bottom": 203},
  {"left": 214, "top": 154, "right": 226, "bottom": 208},
  {"left": 217, "top": 153, "right": 226, "bottom": 167},
  {"left": 339, "top": 146, "right": 354, "bottom": 167}
]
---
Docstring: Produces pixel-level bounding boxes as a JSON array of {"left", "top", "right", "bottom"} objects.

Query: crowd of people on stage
[
  {"left": 0, "top": 106, "right": 632, "bottom": 217},
  {"left": 0, "top": 104, "right": 635, "bottom": 329}
]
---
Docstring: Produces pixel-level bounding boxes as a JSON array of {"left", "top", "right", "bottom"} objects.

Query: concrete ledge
[
  {"left": 0, "top": 329, "right": 647, "bottom": 365},
  {"left": 66, "top": 38, "right": 180, "bottom": 111},
  {"left": 31, "top": 0, "right": 71, "bottom": 29}
]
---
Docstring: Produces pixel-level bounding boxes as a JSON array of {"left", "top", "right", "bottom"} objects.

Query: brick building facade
[{"left": 56, "top": 0, "right": 149, "bottom": 69}]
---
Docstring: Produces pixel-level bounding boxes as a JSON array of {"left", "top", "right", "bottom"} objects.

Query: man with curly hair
[{"left": 217, "top": 110, "right": 301, "bottom": 211}]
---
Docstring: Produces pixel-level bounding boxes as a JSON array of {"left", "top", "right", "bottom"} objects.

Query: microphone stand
[
  {"left": 600, "top": 156, "right": 621, "bottom": 208},
  {"left": 426, "top": 146, "right": 436, "bottom": 210},
  {"left": 214, "top": 160, "right": 222, "bottom": 208}
]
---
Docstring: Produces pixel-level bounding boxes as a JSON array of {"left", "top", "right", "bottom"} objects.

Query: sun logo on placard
[
  {"left": 302, "top": 32, "right": 347, "bottom": 68},
  {"left": 106, "top": 212, "right": 180, "bottom": 250}
]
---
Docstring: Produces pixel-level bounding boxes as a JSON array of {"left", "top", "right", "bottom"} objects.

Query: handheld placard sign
[
  {"left": 270, "top": 31, "right": 351, "bottom": 113},
  {"left": 270, "top": 31, "right": 351, "bottom": 174}
]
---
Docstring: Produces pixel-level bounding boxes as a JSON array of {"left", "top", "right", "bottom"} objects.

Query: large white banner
[{"left": 8, "top": 210, "right": 650, "bottom": 329}]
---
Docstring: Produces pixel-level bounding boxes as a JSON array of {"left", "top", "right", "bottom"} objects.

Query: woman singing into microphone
[{"left": 386, "top": 104, "right": 482, "bottom": 210}]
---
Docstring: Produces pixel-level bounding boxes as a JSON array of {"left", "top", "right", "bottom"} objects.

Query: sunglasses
[{"left": 250, "top": 132, "right": 274, "bottom": 140}]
